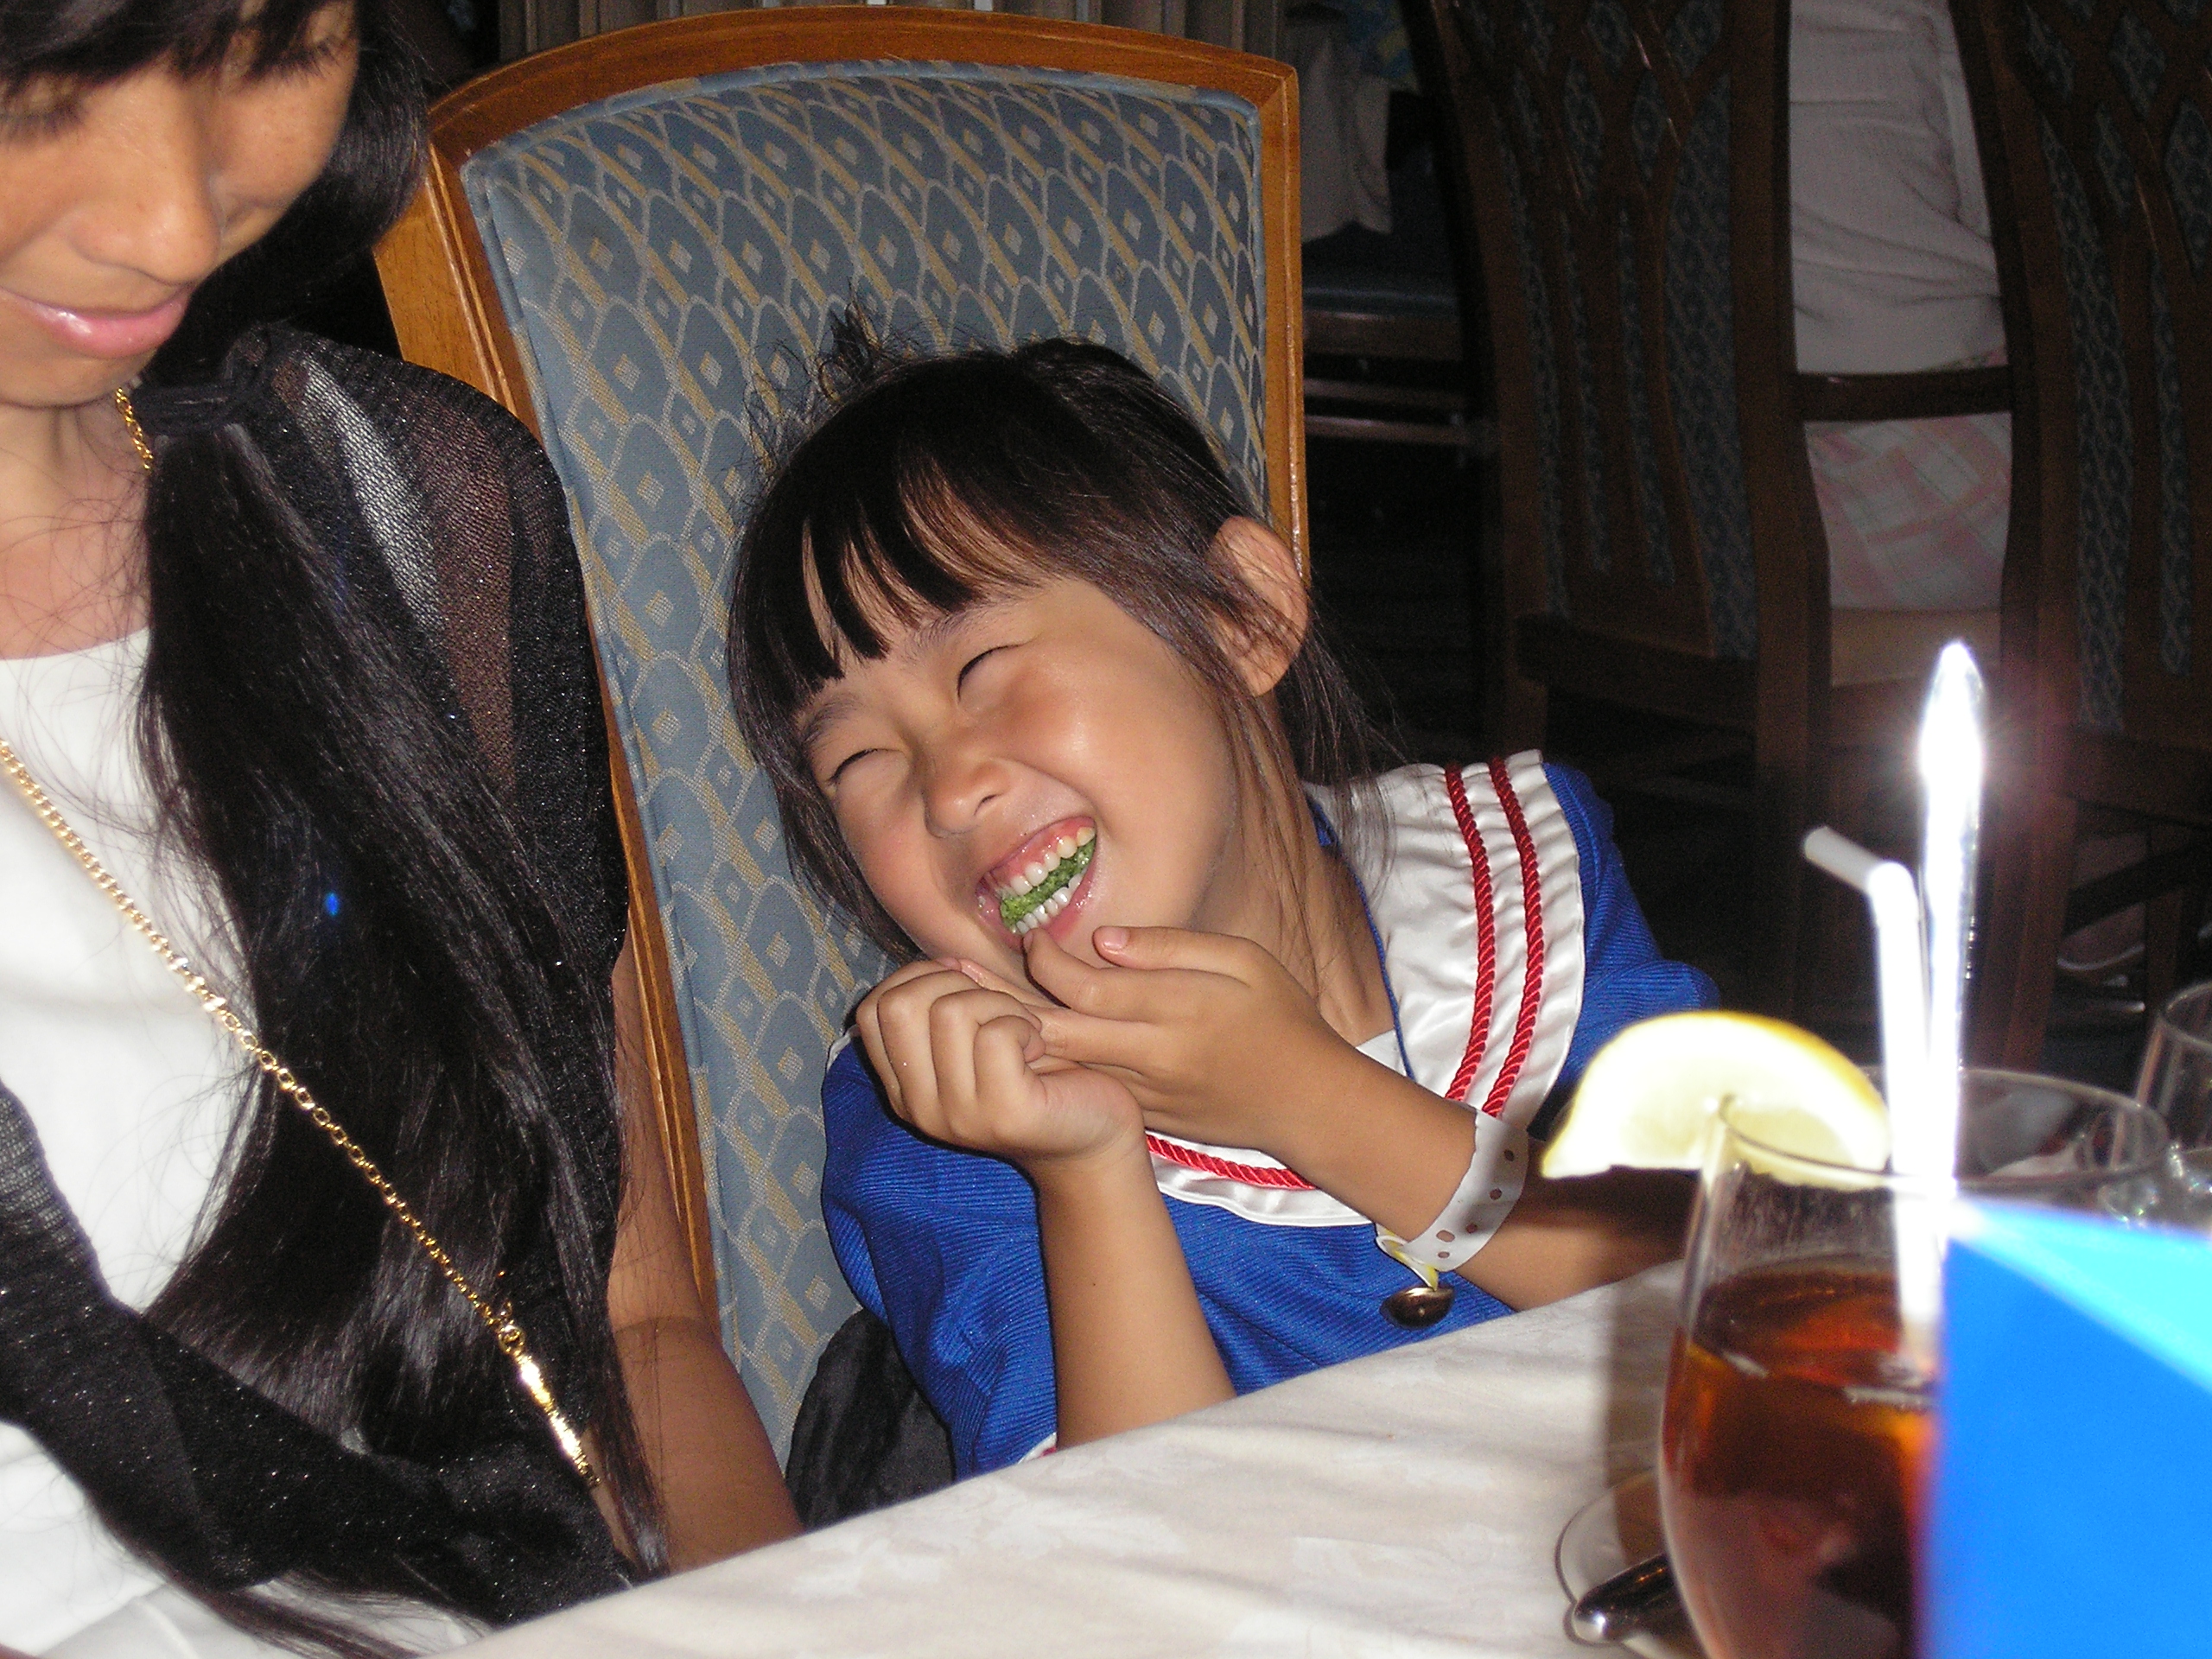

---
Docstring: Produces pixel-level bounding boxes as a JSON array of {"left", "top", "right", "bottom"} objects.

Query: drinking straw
[
  {"left": 1894, "top": 644, "right": 1984, "bottom": 1369},
  {"left": 1802, "top": 824, "right": 1941, "bottom": 1367},
  {"left": 1802, "top": 828, "right": 1927, "bottom": 1128},
  {"left": 1913, "top": 644, "right": 1984, "bottom": 1182}
]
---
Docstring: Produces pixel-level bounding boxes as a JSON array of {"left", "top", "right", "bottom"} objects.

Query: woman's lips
[{"left": 6, "top": 289, "right": 191, "bottom": 359}]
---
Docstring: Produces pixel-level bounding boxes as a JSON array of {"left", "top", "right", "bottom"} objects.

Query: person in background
[
  {"left": 1792, "top": 0, "right": 2009, "bottom": 616},
  {"left": 1793, "top": 0, "right": 2151, "bottom": 983},
  {"left": 0, "top": 3, "right": 798, "bottom": 1654},
  {"left": 727, "top": 329, "right": 1714, "bottom": 1479}
]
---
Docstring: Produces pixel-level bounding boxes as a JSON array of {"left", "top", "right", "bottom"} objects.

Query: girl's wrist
[
  {"left": 1022, "top": 1128, "right": 1155, "bottom": 1203},
  {"left": 1262, "top": 1054, "right": 1477, "bottom": 1238},
  {"left": 1249, "top": 1030, "right": 1408, "bottom": 1168}
]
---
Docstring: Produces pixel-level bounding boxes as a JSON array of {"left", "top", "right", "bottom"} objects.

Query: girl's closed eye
[
  {"left": 0, "top": 83, "right": 85, "bottom": 144},
  {"left": 957, "top": 647, "right": 1001, "bottom": 690}
]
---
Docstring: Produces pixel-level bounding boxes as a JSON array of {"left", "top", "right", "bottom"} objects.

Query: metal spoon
[{"left": 1567, "top": 1551, "right": 1681, "bottom": 1645}]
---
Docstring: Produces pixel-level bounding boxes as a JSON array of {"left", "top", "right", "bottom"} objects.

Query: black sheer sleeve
[{"left": 270, "top": 329, "right": 629, "bottom": 985}]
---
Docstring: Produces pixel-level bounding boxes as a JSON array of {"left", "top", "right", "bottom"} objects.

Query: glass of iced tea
[{"left": 1657, "top": 1071, "right": 2172, "bottom": 1659}]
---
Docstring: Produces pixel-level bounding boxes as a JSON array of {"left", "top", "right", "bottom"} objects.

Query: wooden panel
[
  {"left": 1303, "top": 309, "right": 1461, "bottom": 360},
  {"left": 1796, "top": 365, "right": 2012, "bottom": 422},
  {"left": 505, "top": 0, "right": 1285, "bottom": 67},
  {"left": 1513, "top": 616, "right": 1756, "bottom": 729}
]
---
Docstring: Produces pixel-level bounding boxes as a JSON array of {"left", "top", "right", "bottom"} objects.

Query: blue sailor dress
[{"left": 820, "top": 755, "right": 1717, "bottom": 1476}]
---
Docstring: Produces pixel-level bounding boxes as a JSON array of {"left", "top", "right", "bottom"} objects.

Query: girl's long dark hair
[
  {"left": 730, "top": 321, "right": 1394, "bottom": 958},
  {"left": 2, "top": 2, "right": 663, "bottom": 1650}
]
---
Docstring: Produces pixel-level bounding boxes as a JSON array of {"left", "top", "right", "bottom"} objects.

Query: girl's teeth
[{"left": 995, "top": 825, "right": 1098, "bottom": 927}]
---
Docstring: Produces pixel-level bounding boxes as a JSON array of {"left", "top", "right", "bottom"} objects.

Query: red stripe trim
[
  {"left": 1444, "top": 766, "right": 1497, "bottom": 1103},
  {"left": 1478, "top": 756, "right": 1546, "bottom": 1119},
  {"left": 1147, "top": 1132, "right": 1316, "bottom": 1189},
  {"left": 1147, "top": 759, "right": 1545, "bottom": 1191}
]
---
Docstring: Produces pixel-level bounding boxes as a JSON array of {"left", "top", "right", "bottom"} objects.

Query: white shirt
[
  {"left": 0, "top": 631, "right": 247, "bottom": 1653},
  {"left": 1791, "top": 0, "right": 2005, "bottom": 374}
]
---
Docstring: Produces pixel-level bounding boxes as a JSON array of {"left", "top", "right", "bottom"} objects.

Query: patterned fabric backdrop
[{"left": 461, "top": 60, "right": 1269, "bottom": 1453}]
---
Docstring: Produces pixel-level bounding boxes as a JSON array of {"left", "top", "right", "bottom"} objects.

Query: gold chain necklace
[{"left": 0, "top": 388, "right": 599, "bottom": 1487}]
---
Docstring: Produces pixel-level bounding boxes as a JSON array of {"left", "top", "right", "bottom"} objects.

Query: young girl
[{"left": 729, "top": 333, "right": 1714, "bottom": 1478}]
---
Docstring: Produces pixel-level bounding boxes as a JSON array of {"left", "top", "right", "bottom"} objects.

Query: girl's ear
[{"left": 1213, "top": 516, "right": 1308, "bottom": 696}]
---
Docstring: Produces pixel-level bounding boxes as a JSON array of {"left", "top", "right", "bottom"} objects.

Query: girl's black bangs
[
  {"left": 0, "top": 0, "right": 340, "bottom": 85},
  {"left": 784, "top": 429, "right": 1071, "bottom": 692}
]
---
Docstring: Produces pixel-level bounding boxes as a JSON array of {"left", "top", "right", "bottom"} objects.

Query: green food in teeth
[{"left": 999, "top": 836, "right": 1095, "bottom": 928}]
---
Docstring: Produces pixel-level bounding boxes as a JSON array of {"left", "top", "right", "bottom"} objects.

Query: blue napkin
[{"left": 1930, "top": 1204, "right": 2212, "bottom": 1657}]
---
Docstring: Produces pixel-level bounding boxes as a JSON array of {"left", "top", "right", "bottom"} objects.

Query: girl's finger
[
  {"left": 1091, "top": 925, "right": 1268, "bottom": 982},
  {"left": 853, "top": 994, "right": 899, "bottom": 1111},
  {"left": 1022, "top": 930, "right": 1174, "bottom": 1020},
  {"left": 866, "top": 966, "right": 976, "bottom": 1123},
  {"left": 972, "top": 1011, "right": 1046, "bottom": 1105},
  {"left": 926, "top": 986, "right": 1043, "bottom": 1135},
  {"left": 947, "top": 955, "right": 1056, "bottom": 1011},
  {"left": 922, "top": 990, "right": 984, "bottom": 1135},
  {"left": 1031, "top": 1003, "right": 1155, "bottom": 1074}
]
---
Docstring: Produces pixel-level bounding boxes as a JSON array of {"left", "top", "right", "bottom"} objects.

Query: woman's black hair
[
  {"left": 3, "top": 3, "right": 664, "bottom": 1652},
  {"left": 729, "top": 321, "right": 1393, "bottom": 958}
]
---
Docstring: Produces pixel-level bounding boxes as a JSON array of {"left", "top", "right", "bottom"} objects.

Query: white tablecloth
[{"left": 474, "top": 1265, "right": 1685, "bottom": 1658}]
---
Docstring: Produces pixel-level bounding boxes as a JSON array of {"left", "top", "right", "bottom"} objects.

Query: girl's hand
[
  {"left": 1019, "top": 925, "right": 1366, "bottom": 1160},
  {"left": 862, "top": 957, "right": 1236, "bottom": 1444},
  {"left": 854, "top": 960, "right": 1144, "bottom": 1171},
  {"left": 1016, "top": 929, "right": 1485, "bottom": 1267}
]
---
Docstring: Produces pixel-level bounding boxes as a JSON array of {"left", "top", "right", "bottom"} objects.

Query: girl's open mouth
[{"left": 990, "top": 824, "right": 1096, "bottom": 935}]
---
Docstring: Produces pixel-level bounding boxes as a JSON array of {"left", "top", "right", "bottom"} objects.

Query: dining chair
[
  {"left": 1950, "top": 0, "right": 2212, "bottom": 1066},
  {"left": 1397, "top": 0, "right": 2014, "bottom": 1019},
  {"left": 372, "top": 7, "right": 1303, "bottom": 1458},
  {"left": 1302, "top": 143, "right": 1481, "bottom": 449}
]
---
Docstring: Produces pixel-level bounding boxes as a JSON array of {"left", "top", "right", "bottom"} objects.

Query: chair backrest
[
  {"left": 375, "top": 8, "right": 1301, "bottom": 1456},
  {"left": 1954, "top": 0, "right": 2212, "bottom": 772},
  {"left": 1401, "top": 0, "right": 1815, "bottom": 682}
]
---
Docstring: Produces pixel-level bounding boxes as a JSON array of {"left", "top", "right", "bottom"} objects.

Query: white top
[
  {"left": 1791, "top": 0, "right": 2004, "bottom": 374},
  {"left": 0, "top": 631, "right": 247, "bottom": 1654}
]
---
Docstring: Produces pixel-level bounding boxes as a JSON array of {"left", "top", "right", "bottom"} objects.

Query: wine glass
[
  {"left": 2135, "top": 981, "right": 2212, "bottom": 1214},
  {"left": 1656, "top": 1071, "right": 2173, "bottom": 1659}
]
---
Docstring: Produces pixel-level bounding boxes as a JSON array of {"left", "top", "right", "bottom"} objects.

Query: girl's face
[
  {"left": 801, "top": 568, "right": 1287, "bottom": 986},
  {"left": 0, "top": 2, "right": 359, "bottom": 415}
]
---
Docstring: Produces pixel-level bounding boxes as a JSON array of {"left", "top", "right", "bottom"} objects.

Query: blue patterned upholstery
[
  {"left": 2003, "top": 0, "right": 2212, "bottom": 734},
  {"left": 1616, "top": 207, "right": 1673, "bottom": 587},
  {"left": 1663, "top": 76, "right": 1756, "bottom": 657},
  {"left": 1497, "top": 145, "right": 1568, "bottom": 611},
  {"left": 457, "top": 60, "right": 1269, "bottom": 1453}
]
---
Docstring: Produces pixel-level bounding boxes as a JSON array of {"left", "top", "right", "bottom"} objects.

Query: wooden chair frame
[
  {"left": 1952, "top": 0, "right": 2212, "bottom": 1065},
  {"left": 376, "top": 9, "right": 1306, "bottom": 1306},
  {"left": 1402, "top": 0, "right": 2012, "bottom": 1018}
]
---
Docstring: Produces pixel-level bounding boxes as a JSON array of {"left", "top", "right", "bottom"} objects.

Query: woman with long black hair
[{"left": 0, "top": 3, "right": 799, "bottom": 1654}]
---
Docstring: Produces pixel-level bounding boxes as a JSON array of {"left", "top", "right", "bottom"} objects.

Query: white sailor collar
[{"left": 1147, "top": 753, "right": 1588, "bottom": 1227}]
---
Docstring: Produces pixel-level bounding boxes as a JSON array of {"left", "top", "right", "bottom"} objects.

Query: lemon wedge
[{"left": 1540, "top": 1012, "right": 1890, "bottom": 1179}]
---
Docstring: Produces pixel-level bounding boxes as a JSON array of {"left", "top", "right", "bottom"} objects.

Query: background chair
[
  {"left": 1952, "top": 0, "right": 2212, "bottom": 1066},
  {"left": 1399, "top": 0, "right": 2012, "bottom": 1018},
  {"left": 375, "top": 7, "right": 1303, "bottom": 1458}
]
